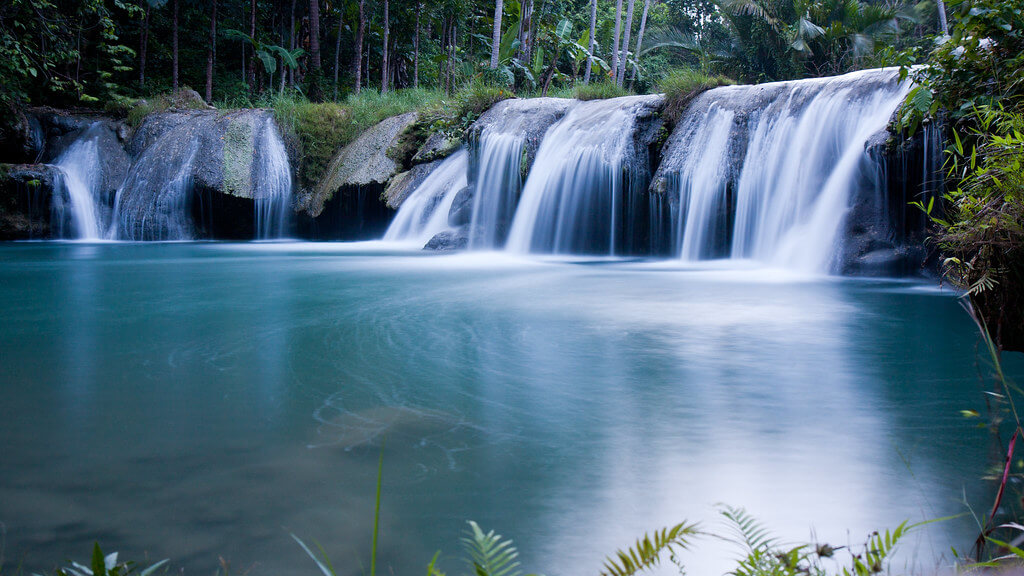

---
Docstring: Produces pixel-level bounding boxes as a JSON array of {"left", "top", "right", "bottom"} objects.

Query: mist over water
[{"left": 0, "top": 243, "right": 1011, "bottom": 576}]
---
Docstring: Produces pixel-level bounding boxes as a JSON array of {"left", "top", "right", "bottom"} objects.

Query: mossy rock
[{"left": 308, "top": 112, "right": 418, "bottom": 217}]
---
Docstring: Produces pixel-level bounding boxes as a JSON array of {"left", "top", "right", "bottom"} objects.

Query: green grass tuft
[
  {"left": 573, "top": 81, "right": 636, "bottom": 101},
  {"left": 659, "top": 69, "right": 734, "bottom": 125}
]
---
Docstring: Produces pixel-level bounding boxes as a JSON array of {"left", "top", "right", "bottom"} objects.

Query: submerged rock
[{"left": 425, "top": 227, "right": 469, "bottom": 251}]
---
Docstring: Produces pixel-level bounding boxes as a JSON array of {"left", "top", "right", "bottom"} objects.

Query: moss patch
[{"left": 222, "top": 116, "right": 255, "bottom": 197}]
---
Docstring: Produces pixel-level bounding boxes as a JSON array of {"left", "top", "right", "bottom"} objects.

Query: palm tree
[
  {"left": 612, "top": 0, "right": 623, "bottom": 83},
  {"left": 490, "top": 0, "right": 504, "bottom": 69},
  {"left": 618, "top": 0, "right": 636, "bottom": 86},
  {"left": 583, "top": 0, "right": 597, "bottom": 84},
  {"left": 628, "top": 0, "right": 650, "bottom": 86}
]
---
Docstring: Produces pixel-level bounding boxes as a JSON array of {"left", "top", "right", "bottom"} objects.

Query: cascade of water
[
  {"left": 253, "top": 118, "right": 294, "bottom": 239},
  {"left": 383, "top": 149, "right": 468, "bottom": 244},
  {"left": 52, "top": 124, "right": 104, "bottom": 240},
  {"left": 505, "top": 96, "right": 658, "bottom": 255},
  {"left": 673, "top": 104, "right": 736, "bottom": 260},
  {"left": 110, "top": 123, "right": 204, "bottom": 241},
  {"left": 661, "top": 68, "right": 911, "bottom": 272},
  {"left": 467, "top": 132, "right": 524, "bottom": 249}
]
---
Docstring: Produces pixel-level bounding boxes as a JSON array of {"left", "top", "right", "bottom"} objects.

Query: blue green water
[{"left": 0, "top": 242, "right": 1018, "bottom": 575}]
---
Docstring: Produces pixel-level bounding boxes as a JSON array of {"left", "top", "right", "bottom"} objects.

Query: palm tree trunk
[
  {"left": 139, "top": 1, "right": 150, "bottom": 89},
  {"left": 334, "top": 13, "right": 342, "bottom": 99},
  {"left": 612, "top": 0, "right": 622, "bottom": 84},
  {"left": 619, "top": 0, "right": 635, "bottom": 86},
  {"left": 309, "top": 0, "right": 322, "bottom": 71},
  {"left": 352, "top": 0, "right": 365, "bottom": 93},
  {"left": 172, "top": 0, "right": 179, "bottom": 91},
  {"left": 628, "top": 0, "right": 649, "bottom": 87},
  {"left": 248, "top": 0, "right": 256, "bottom": 92},
  {"left": 288, "top": 0, "right": 296, "bottom": 86},
  {"left": 490, "top": 0, "right": 504, "bottom": 69},
  {"left": 414, "top": 3, "right": 421, "bottom": 88},
  {"left": 206, "top": 0, "right": 217, "bottom": 102},
  {"left": 381, "top": 0, "right": 389, "bottom": 92},
  {"left": 583, "top": 0, "right": 596, "bottom": 84}
]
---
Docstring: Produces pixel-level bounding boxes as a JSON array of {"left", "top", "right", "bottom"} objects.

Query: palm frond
[{"left": 600, "top": 522, "right": 700, "bottom": 576}]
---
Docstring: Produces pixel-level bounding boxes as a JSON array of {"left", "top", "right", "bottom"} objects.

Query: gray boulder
[{"left": 308, "top": 112, "right": 419, "bottom": 217}]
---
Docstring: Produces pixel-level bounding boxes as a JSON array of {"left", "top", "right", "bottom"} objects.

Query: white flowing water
[
  {"left": 506, "top": 97, "right": 655, "bottom": 255},
  {"left": 468, "top": 133, "right": 524, "bottom": 249},
  {"left": 110, "top": 129, "right": 202, "bottom": 241},
  {"left": 668, "top": 68, "right": 911, "bottom": 272},
  {"left": 253, "top": 118, "right": 294, "bottom": 240},
  {"left": 52, "top": 125, "right": 104, "bottom": 240},
  {"left": 674, "top": 105, "right": 736, "bottom": 260},
  {"left": 383, "top": 149, "right": 468, "bottom": 245}
]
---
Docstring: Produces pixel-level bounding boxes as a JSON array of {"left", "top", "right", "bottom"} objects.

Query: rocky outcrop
[
  {"left": 467, "top": 98, "right": 572, "bottom": 179},
  {"left": 0, "top": 164, "right": 61, "bottom": 240},
  {"left": 307, "top": 112, "right": 418, "bottom": 217},
  {"left": 383, "top": 159, "right": 445, "bottom": 209},
  {"left": 411, "top": 132, "right": 461, "bottom": 165},
  {"left": 115, "top": 109, "right": 292, "bottom": 240}
]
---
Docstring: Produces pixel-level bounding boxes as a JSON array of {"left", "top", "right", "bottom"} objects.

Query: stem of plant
[{"left": 371, "top": 438, "right": 385, "bottom": 576}]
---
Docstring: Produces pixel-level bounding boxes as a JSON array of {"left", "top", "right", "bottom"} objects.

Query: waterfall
[
  {"left": 383, "top": 149, "right": 468, "bottom": 244},
  {"left": 111, "top": 119, "right": 205, "bottom": 241},
  {"left": 505, "top": 95, "right": 660, "bottom": 255},
  {"left": 468, "top": 132, "right": 524, "bottom": 249},
  {"left": 673, "top": 104, "right": 736, "bottom": 260},
  {"left": 52, "top": 124, "right": 105, "bottom": 240},
  {"left": 661, "top": 68, "right": 911, "bottom": 272},
  {"left": 253, "top": 118, "right": 294, "bottom": 240}
]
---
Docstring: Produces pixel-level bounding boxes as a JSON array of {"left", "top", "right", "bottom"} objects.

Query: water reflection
[{"left": 0, "top": 244, "right": 1012, "bottom": 576}]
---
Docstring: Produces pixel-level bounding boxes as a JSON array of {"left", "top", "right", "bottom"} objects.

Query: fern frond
[
  {"left": 461, "top": 521, "right": 522, "bottom": 576},
  {"left": 600, "top": 522, "right": 700, "bottom": 576},
  {"left": 720, "top": 506, "right": 777, "bottom": 554}
]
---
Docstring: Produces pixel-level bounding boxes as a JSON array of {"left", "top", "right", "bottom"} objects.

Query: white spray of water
[
  {"left": 506, "top": 97, "right": 655, "bottom": 255},
  {"left": 383, "top": 149, "right": 468, "bottom": 245},
  {"left": 468, "top": 132, "right": 524, "bottom": 249},
  {"left": 52, "top": 125, "right": 104, "bottom": 239},
  {"left": 253, "top": 118, "right": 294, "bottom": 239}
]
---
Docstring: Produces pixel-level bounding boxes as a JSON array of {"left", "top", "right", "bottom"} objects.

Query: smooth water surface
[{"left": 0, "top": 243, "right": 1017, "bottom": 575}]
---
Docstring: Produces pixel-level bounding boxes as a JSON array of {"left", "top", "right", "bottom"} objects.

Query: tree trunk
[
  {"left": 936, "top": 0, "right": 949, "bottom": 35},
  {"left": 288, "top": 0, "right": 296, "bottom": 87},
  {"left": 334, "top": 13, "right": 342, "bottom": 99},
  {"left": 139, "top": 1, "right": 150, "bottom": 89},
  {"left": 583, "top": 0, "right": 596, "bottom": 84},
  {"left": 522, "top": 0, "right": 533, "bottom": 62},
  {"left": 172, "top": 0, "right": 179, "bottom": 91},
  {"left": 352, "top": 0, "right": 365, "bottom": 94},
  {"left": 248, "top": 0, "right": 257, "bottom": 92},
  {"left": 205, "top": 0, "right": 218, "bottom": 102},
  {"left": 628, "top": 0, "right": 650, "bottom": 87},
  {"left": 309, "top": 0, "right": 322, "bottom": 71},
  {"left": 381, "top": 0, "right": 390, "bottom": 92},
  {"left": 611, "top": 0, "right": 622, "bottom": 85},
  {"left": 490, "top": 0, "right": 503, "bottom": 69},
  {"left": 619, "top": 0, "right": 635, "bottom": 86},
  {"left": 414, "top": 3, "right": 421, "bottom": 88}
]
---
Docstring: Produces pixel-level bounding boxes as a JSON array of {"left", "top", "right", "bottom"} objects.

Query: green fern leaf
[{"left": 600, "top": 522, "right": 699, "bottom": 576}]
